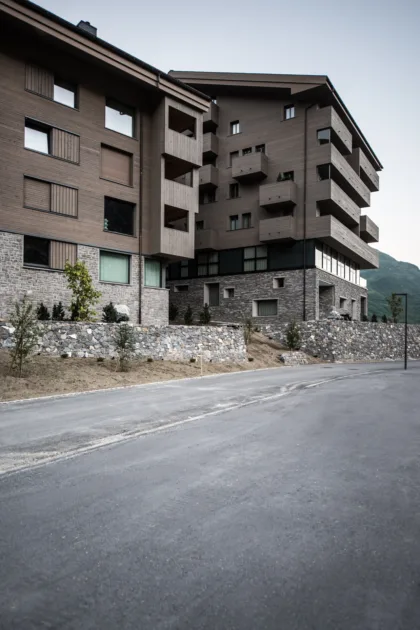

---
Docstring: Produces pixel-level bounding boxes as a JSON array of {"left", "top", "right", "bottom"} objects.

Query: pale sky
[{"left": 36, "top": 0, "right": 420, "bottom": 267}]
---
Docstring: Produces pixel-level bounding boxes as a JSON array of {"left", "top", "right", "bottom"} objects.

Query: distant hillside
[{"left": 361, "top": 251, "right": 420, "bottom": 323}]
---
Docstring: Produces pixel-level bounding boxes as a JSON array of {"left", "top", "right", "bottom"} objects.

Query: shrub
[
  {"left": 361, "top": 314, "right": 369, "bottom": 322},
  {"left": 52, "top": 301, "right": 65, "bottom": 321},
  {"left": 37, "top": 302, "right": 50, "bottom": 321},
  {"left": 147, "top": 357, "right": 153, "bottom": 363},
  {"left": 243, "top": 318, "right": 253, "bottom": 346},
  {"left": 112, "top": 324, "right": 136, "bottom": 372},
  {"left": 97, "top": 357, "right": 105, "bottom": 362},
  {"left": 387, "top": 293, "right": 403, "bottom": 323},
  {"left": 64, "top": 260, "right": 101, "bottom": 321},
  {"left": 184, "top": 305, "right": 194, "bottom": 325},
  {"left": 9, "top": 297, "right": 39, "bottom": 377},
  {"left": 381, "top": 314, "right": 388, "bottom": 324},
  {"left": 248, "top": 357, "right": 254, "bottom": 362},
  {"left": 102, "top": 302, "right": 118, "bottom": 323},
  {"left": 199, "top": 303, "right": 211, "bottom": 325},
  {"left": 286, "top": 320, "right": 301, "bottom": 351},
  {"left": 371, "top": 313, "right": 378, "bottom": 323},
  {"left": 190, "top": 357, "right": 196, "bottom": 363},
  {"left": 118, "top": 314, "right": 129, "bottom": 323},
  {"left": 61, "top": 353, "right": 69, "bottom": 359},
  {"left": 169, "top": 302, "right": 178, "bottom": 322}
]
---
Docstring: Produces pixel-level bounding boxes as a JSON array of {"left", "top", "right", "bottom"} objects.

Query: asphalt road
[{"left": 1, "top": 361, "right": 420, "bottom": 629}]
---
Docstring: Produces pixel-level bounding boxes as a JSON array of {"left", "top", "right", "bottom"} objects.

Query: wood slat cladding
[
  {"left": 25, "top": 64, "right": 53, "bottom": 99},
  {"left": 51, "top": 128, "right": 80, "bottom": 163},
  {"left": 101, "top": 145, "right": 132, "bottom": 186},
  {"left": 24, "top": 177, "right": 50, "bottom": 210},
  {"left": 51, "top": 184, "right": 78, "bottom": 217},
  {"left": 50, "top": 240, "right": 76, "bottom": 269}
]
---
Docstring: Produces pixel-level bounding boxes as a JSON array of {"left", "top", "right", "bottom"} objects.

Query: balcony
[
  {"left": 203, "top": 102, "right": 219, "bottom": 133},
  {"left": 259, "top": 216, "right": 296, "bottom": 243},
  {"left": 164, "top": 129, "right": 202, "bottom": 168},
  {"left": 232, "top": 152, "right": 268, "bottom": 182},
  {"left": 259, "top": 180, "right": 298, "bottom": 210},
  {"left": 195, "top": 228, "right": 217, "bottom": 251},
  {"left": 202, "top": 133, "right": 219, "bottom": 161},
  {"left": 314, "top": 180, "right": 360, "bottom": 227},
  {"left": 315, "top": 106, "right": 352, "bottom": 155},
  {"left": 318, "top": 144, "right": 371, "bottom": 208},
  {"left": 163, "top": 179, "right": 198, "bottom": 214},
  {"left": 161, "top": 226, "right": 194, "bottom": 260},
  {"left": 347, "top": 148, "right": 380, "bottom": 192},
  {"left": 360, "top": 215, "right": 379, "bottom": 243},
  {"left": 199, "top": 164, "right": 218, "bottom": 190},
  {"left": 307, "top": 215, "right": 379, "bottom": 268}
]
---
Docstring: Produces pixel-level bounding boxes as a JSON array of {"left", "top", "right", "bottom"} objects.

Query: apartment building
[
  {"left": 167, "top": 72, "right": 381, "bottom": 323},
  {"left": 0, "top": 0, "right": 209, "bottom": 324}
]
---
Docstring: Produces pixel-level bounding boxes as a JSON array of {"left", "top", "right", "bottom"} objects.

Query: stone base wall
[
  {"left": 168, "top": 268, "right": 368, "bottom": 324},
  {"left": 264, "top": 321, "right": 420, "bottom": 362},
  {"left": 0, "top": 322, "right": 246, "bottom": 363},
  {"left": 139, "top": 257, "right": 169, "bottom": 326}
]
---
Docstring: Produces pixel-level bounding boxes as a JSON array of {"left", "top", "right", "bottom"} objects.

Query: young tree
[
  {"left": 199, "top": 303, "right": 211, "bottom": 325},
  {"left": 169, "top": 302, "right": 178, "bottom": 322},
  {"left": 9, "top": 297, "right": 39, "bottom": 377},
  {"left": 184, "top": 305, "right": 194, "bottom": 325},
  {"left": 371, "top": 313, "right": 378, "bottom": 323},
  {"left": 36, "top": 302, "right": 50, "bottom": 321},
  {"left": 286, "top": 320, "right": 301, "bottom": 350},
  {"left": 112, "top": 324, "right": 136, "bottom": 372},
  {"left": 52, "top": 301, "right": 65, "bottom": 321},
  {"left": 63, "top": 260, "right": 101, "bottom": 321},
  {"left": 387, "top": 293, "right": 403, "bottom": 323},
  {"left": 381, "top": 314, "right": 388, "bottom": 324},
  {"left": 243, "top": 318, "right": 253, "bottom": 347}
]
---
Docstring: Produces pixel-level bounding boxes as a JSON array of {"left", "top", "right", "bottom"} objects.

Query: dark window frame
[
  {"left": 23, "top": 235, "right": 50, "bottom": 268},
  {"left": 317, "top": 127, "right": 331, "bottom": 145},
  {"left": 105, "top": 98, "right": 136, "bottom": 138},
  {"left": 277, "top": 171, "right": 294, "bottom": 182},
  {"left": 242, "top": 147, "right": 252, "bottom": 155},
  {"left": 230, "top": 120, "right": 240, "bottom": 135},
  {"left": 197, "top": 252, "right": 219, "bottom": 277},
  {"left": 242, "top": 213, "right": 251, "bottom": 229},
  {"left": 229, "top": 183, "right": 240, "bottom": 199},
  {"left": 104, "top": 197, "right": 136, "bottom": 237},
  {"left": 196, "top": 220, "right": 204, "bottom": 231},
  {"left": 24, "top": 120, "right": 51, "bottom": 155},
  {"left": 284, "top": 104, "right": 295, "bottom": 120},
  {"left": 255, "top": 144, "right": 266, "bottom": 153},
  {"left": 144, "top": 258, "right": 162, "bottom": 288},
  {"left": 317, "top": 163, "right": 332, "bottom": 181},
  {"left": 229, "top": 151, "right": 239, "bottom": 167},
  {"left": 244, "top": 245, "right": 268, "bottom": 273},
  {"left": 229, "top": 214, "right": 239, "bottom": 231},
  {"left": 53, "top": 78, "right": 78, "bottom": 109},
  {"left": 99, "top": 250, "right": 131, "bottom": 285}
]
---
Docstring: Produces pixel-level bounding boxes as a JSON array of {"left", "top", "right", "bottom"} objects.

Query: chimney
[{"left": 77, "top": 20, "right": 97, "bottom": 37}]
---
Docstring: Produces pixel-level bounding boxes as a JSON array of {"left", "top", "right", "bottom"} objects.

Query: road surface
[{"left": 1, "top": 361, "right": 420, "bottom": 629}]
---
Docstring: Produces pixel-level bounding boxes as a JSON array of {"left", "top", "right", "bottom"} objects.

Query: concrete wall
[
  {"left": 0, "top": 322, "right": 246, "bottom": 363},
  {"left": 264, "top": 321, "right": 420, "bottom": 362}
]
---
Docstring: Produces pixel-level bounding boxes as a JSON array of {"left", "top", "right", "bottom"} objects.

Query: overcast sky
[{"left": 36, "top": 0, "right": 420, "bottom": 267}]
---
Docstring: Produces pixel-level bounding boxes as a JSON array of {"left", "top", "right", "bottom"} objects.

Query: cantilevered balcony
[
  {"left": 317, "top": 144, "right": 370, "bottom": 208},
  {"left": 314, "top": 180, "right": 360, "bottom": 227},
  {"left": 307, "top": 215, "right": 378, "bottom": 268},
  {"left": 360, "top": 215, "right": 379, "bottom": 243},
  {"left": 199, "top": 164, "right": 218, "bottom": 190},
  {"left": 195, "top": 228, "right": 217, "bottom": 250},
  {"left": 232, "top": 152, "right": 268, "bottom": 182},
  {"left": 259, "top": 216, "right": 296, "bottom": 243},
  {"left": 315, "top": 106, "right": 352, "bottom": 155},
  {"left": 347, "top": 148, "right": 380, "bottom": 192},
  {"left": 259, "top": 180, "right": 297, "bottom": 210},
  {"left": 203, "top": 102, "right": 219, "bottom": 133},
  {"left": 202, "top": 133, "right": 219, "bottom": 161}
]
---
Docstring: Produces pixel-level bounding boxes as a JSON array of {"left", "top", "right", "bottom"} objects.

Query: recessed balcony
[
  {"left": 232, "top": 152, "right": 268, "bottom": 182},
  {"left": 259, "top": 180, "right": 297, "bottom": 210}
]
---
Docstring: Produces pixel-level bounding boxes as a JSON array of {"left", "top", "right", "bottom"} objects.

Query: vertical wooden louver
[
  {"left": 51, "top": 185, "right": 78, "bottom": 217},
  {"left": 25, "top": 64, "right": 54, "bottom": 99},
  {"left": 52, "top": 128, "right": 80, "bottom": 163},
  {"left": 50, "top": 241, "right": 77, "bottom": 270}
]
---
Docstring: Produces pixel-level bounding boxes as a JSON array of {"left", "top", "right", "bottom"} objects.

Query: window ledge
[
  {"left": 23, "top": 265, "right": 63, "bottom": 273},
  {"left": 99, "top": 281, "right": 131, "bottom": 286},
  {"left": 24, "top": 205, "right": 78, "bottom": 219},
  {"left": 144, "top": 286, "right": 169, "bottom": 291},
  {"left": 100, "top": 177, "right": 134, "bottom": 189},
  {"left": 103, "top": 229, "right": 136, "bottom": 238},
  {"left": 24, "top": 147, "right": 80, "bottom": 166},
  {"left": 104, "top": 126, "right": 137, "bottom": 141},
  {"left": 227, "top": 226, "right": 252, "bottom": 232}
]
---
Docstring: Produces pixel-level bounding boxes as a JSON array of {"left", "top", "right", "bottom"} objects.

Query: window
[
  {"left": 24, "top": 235, "right": 49, "bottom": 267},
  {"left": 204, "top": 283, "right": 219, "bottom": 306},
  {"left": 230, "top": 215, "right": 239, "bottom": 230},
  {"left": 229, "top": 183, "right": 239, "bottom": 199},
  {"left": 224, "top": 287, "right": 234, "bottom": 298},
  {"left": 339, "top": 297, "right": 347, "bottom": 309},
  {"left": 317, "top": 128, "right": 331, "bottom": 145},
  {"left": 242, "top": 213, "right": 251, "bottom": 229},
  {"left": 53, "top": 79, "right": 76, "bottom": 108},
  {"left": 230, "top": 120, "right": 240, "bottom": 135},
  {"left": 273, "top": 277, "right": 285, "bottom": 288},
  {"left": 104, "top": 198, "right": 135, "bottom": 236},
  {"left": 144, "top": 258, "right": 161, "bottom": 287},
  {"left": 229, "top": 151, "right": 239, "bottom": 166},
  {"left": 168, "top": 107, "right": 196, "bottom": 138},
  {"left": 284, "top": 105, "right": 295, "bottom": 120},
  {"left": 322, "top": 245, "right": 332, "bottom": 273},
  {"left": 211, "top": 98, "right": 217, "bottom": 104},
  {"left": 242, "top": 147, "right": 252, "bottom": 155},
  {"left": 338, "top": 254, "right": 345, "bottom": 278},
  {"left": 198, "top": 252, "right": 218, "bottom": 276},
  {"left": 317, "top": 164, "right": 331, "bottom": 181},
  {"left": 24, "top": 177, "right": 78, "bottom": 217},
  {"left": 196, "top": 220, "right": 204, "bottom": 231},
  {"left": 255, "top": 144, "right": 265, "bottom": 153},
  {"left": 254, "top": 299, "right": 278, "bottom": 317},
  {"left": 244, "top": 246, "right": 267, "bottom": 272},
  {"left": 100, "top": 251, "right": 130, "bottom": 284},
  {"left": 101, "top": 145, "right": 133, "bottom": 186},
  {"left": 180, "top": 260, "right": 188, "bottom": 278},
  {"left": 277, "top": 171, "right": 294, "bottom": 182},
  {"left": 175, "top": 285, "right": 189, "bottom": 292},
  {"left": 199, "top": 190, "right": 216, "bottom": 204},
  {"left": 25, "top": 121, "right": 50, "bottom": 154},
  {"left": 105, "top": 99, "right": 135, "bottom": 137}
]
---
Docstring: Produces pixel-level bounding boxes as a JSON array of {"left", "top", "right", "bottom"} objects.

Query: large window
[
  {"left": 104, "top": 198, "right": 135, "bottom": 236},
  {"left": 24, "top": 235, "right": 49, "bottom": 267},
  {"left": 105, "top": 99, "right": 135, "bottom": 137},
  {"left": 255, "top": 299, "right": 277, "bottom": 317},
  {"left": 284, "top": 105, "right": 295, "bottom": 120},
  {"left": 244, "top": 246, "right": 267, "bottom": 272},
  {"left": 100, "top": 251, "right": 130, "bottom": 284},
  {"left": 230, "top": 120, "right": 240, "bottom": 135},
  {"left": 144, "top": 259, "right": 162, "bottom": 287},
  {"left": 198, "top": 252, "right": 218, "bottom": 276},
  {"left": 25, "top": 121, "right": 50, "bottom": 154},
  {"left": 53, "top": 79, "right": 77, "bottom": 108}
]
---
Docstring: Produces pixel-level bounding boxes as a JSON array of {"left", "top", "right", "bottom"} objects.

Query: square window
[
  {"left": 144, "top": 258, "right": 162, "bottom": 287},
  {"left": 339, "top": 297, "right": 347, "bottom": 309},
  {"left": 229, "top": 151, "right": 239, "bottom": 166},
  {"left": 273, "top": 277, "right": 285, "bottom": 288},
  {"left": 229, "top": 183, "right": 239, "bottom": 199},
  {"left": 105, "top": 98, "right": 135, "bottom": 137},
  {"left": 317, "top": 128, "right": 331, "bottom": 145},
  {"left": 100, "top": 251, "right": 130, "bottom": 284},
  {"left": 284, "top": 105, "right": 295, "bottom": 120},
  {"left": 230, "top": 120, "right": 240, "bottom": 135},
  {"left": 255, "top": 144, "right": 265, "bottom": 153},
  {"left": 53, "top": 79, "right": 76, "bottom": 108},
  {"left": 230, "top": 215, "right": 239, "bottom": 230},
  {"left": 104, "top": 197, "right": 135, "bottom": 236},
  {"left": 25, "top": 121, "right": 50, "bottom": 154},
  {"left": 317, "top": 164, "right": 331, "bottom": 181},
  {"left": 254, "top": 299, "right": 277, "bottom": 317},
  {"left": 242, "top": 213, "right": 251, "bottom": 229},
  {"left": 242, "top": 147, "right": 252, "bottom": 155},
  {"left": 24, "top": 235, "right": 50, "bottom": 267},
  {"left": 224, "top": 287, "right": 234, "bottom": 298},
  {"left": 277, "top": 171, "right": 294, "bottom": 182}
]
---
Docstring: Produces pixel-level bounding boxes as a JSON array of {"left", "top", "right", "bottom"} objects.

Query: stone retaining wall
[
  {"left": 0, "top": 322, "right": 247, "bottom": 363},
  {"left": 264, "top": 321, "right": 420, "bottom": 362}
]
